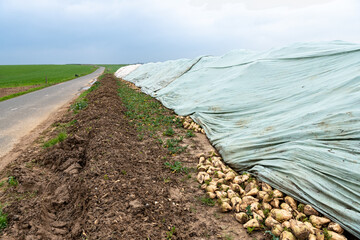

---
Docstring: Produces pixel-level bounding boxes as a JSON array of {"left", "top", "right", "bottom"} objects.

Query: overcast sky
[{"left": 0, "top": 0, "right": 359, "bottom": 64}]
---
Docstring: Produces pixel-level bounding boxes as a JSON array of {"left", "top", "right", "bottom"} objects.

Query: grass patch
[
  {"left": 43, "top": 132, "right": 67, "bottom": 148},
  {"left": 117, "top": 80, "right": 180, "bottom": 136}
]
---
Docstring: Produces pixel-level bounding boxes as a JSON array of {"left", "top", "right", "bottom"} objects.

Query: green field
[
  {"left": 0, "top": 65, "right": 98, "bottom": 88},
  {"left": 98, "top": 64, "right": 127, "bottom": 74}
]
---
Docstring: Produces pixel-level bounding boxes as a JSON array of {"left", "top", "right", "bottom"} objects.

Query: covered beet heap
[{"left": 118, "top": 41, "right": 360, "bottom": 238}]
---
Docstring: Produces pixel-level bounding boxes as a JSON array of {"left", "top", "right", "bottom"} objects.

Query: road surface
[{"left": 0, "top": 67, "right": 105, "bottom": 158}]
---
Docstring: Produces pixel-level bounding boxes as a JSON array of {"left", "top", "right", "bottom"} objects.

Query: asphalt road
[{"left": 0, "top": 67, "right": 105, "bottom": 158}]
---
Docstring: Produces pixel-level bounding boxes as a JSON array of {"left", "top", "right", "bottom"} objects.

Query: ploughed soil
[
  {"left": 0, "top": 75, "right": 264, "bottom": 239},
  {"left": 0, "top": 85, "right": 41, "bottom": 98}
]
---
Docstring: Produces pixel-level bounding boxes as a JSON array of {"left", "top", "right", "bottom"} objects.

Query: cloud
[{"left": 0, "top": 0, "right": 359, "bottom": 64}]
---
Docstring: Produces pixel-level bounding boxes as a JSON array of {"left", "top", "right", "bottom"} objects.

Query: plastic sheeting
[
  {"left": 118, "top": 41, "right": 360, "bottom": 237},
  {"left": 115, "top": 64, "right": 141, "bottom": 79}
]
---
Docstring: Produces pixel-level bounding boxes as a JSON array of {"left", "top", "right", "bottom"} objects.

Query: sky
[{"left": 0, "top": 0, "right": 359, "bottom": 64}]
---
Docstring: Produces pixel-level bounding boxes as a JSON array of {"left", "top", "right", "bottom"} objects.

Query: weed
[
  {"left": 246, "top": 205, "right": 253, "bottom": 216},
  {"left": 265, "top": 230, "right": 280, "bottom": 240},
  {"left": 137, "top": 134, "right": 144, "bottom": 141},
  {"left": 104, "top": 174, "right": 109, "bottom": 180},
  {"left": 323, "top": 228, "right": 332, "bottom": 240},
  {"left": 8, "top": 176, "right": 18, "bottom": 187},
  {"left": 213, "top": 212, "right": 220, "bottom": 219},
  {"left": 43, "top": 132, "right": 67, "bottom": 148},
  {"left": 300, "top": 216, "right": 309, "bottom": 222},
  {"left": 164, "top": 161, "right": 188, "bottom": 174},
  {"left": 180, "top": 173, "right": 192, "bottom": 182},
  {"left": 0, "top": 181, "right": 6, "bottom": 187},
  {"left": 0, "top": 208, "right": 7, "bottom": 231},
  {"left": 298, "top": 203, "right": 305, "bottom": 212},
  {"left": 71, "top": 100, "right": 88, "bottom": 113},
  {"left": 164, "top": 137, "right": 186, "bottom": 154},
  {"left": 268, "top": 191, "right": 274, "bottom": 199},
  {"left": 185, "top": 130, "right": 195, "bottom": 138},
  {"left": 189, "top": 206, "right": 197, "bottom": 213},
  {"left": 263, "top": 208, "right": 270, "bottom": 218},
  {"left": 163, "top": 127, "right": 175, "bottom": 136},
  {"left": 54, "top": 119, "right": 77, "bottom": 129},
  {"left": 247, "top": 227, "right": 255, "bottom": 234},
  {"left": 198, "top": 196, "right": 215, "bottom": 206},
  {"left": 223, "top": 234, "right": 234, "bottom": 240},
  {"left": 204, "top": 179, "right": 212, "bottom": 186},
  {"left": 248, "top": 176, "right": 255, "bottom": 182},
  {"left": 163, "top": 177, "right": 171, "bottom": 183},
  {"left": 166, "top": 226, "right": 176, "bottom": 240},
  {"left": 283, "top": 227, "right": 290, "bottom": 232},
  {"left": 173, "top": 118, "right": 183, "bottom": 128},
  {"left": 121, "top": 170, "right": 127, "bottom": 175},
  {"left": 25, "top": 159, "right": 37, "bottom": 169}
]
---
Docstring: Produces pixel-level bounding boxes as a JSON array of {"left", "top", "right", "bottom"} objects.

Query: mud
[{"left": 0, "top": 75, "right": 263, "bottom": 240}]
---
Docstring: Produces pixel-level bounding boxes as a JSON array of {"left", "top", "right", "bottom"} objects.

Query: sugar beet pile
[{"left": 116, "top": 41, "right": 360, "bottom": 237}]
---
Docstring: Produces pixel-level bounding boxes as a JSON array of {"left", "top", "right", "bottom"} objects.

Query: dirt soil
[
  {"left": 0, "top": 85, "right": 41, "bottom": 98},
  {"left": 0, "top": 75, "right": 266, "bottom": 240}
]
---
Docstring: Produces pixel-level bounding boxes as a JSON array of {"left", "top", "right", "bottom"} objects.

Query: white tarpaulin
[{"left": 118, "top": 41, "right": 360, "bottom": 237}]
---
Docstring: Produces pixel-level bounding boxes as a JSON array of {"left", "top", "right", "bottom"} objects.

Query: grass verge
[
  {"left": 117, "top": 80, "right": 181, "bottom": 137},
  {"left": 99, "top": 64, "right": 127, "bottom": 74},
  {"left": 117, "top": 79, "right": 189, "bottom": 170},
  {"left": 0, "top": 65, "right": 98, "bottom": 102},
  {"left": 0, "top": 85, "right": 51, "bottom": 102}
]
